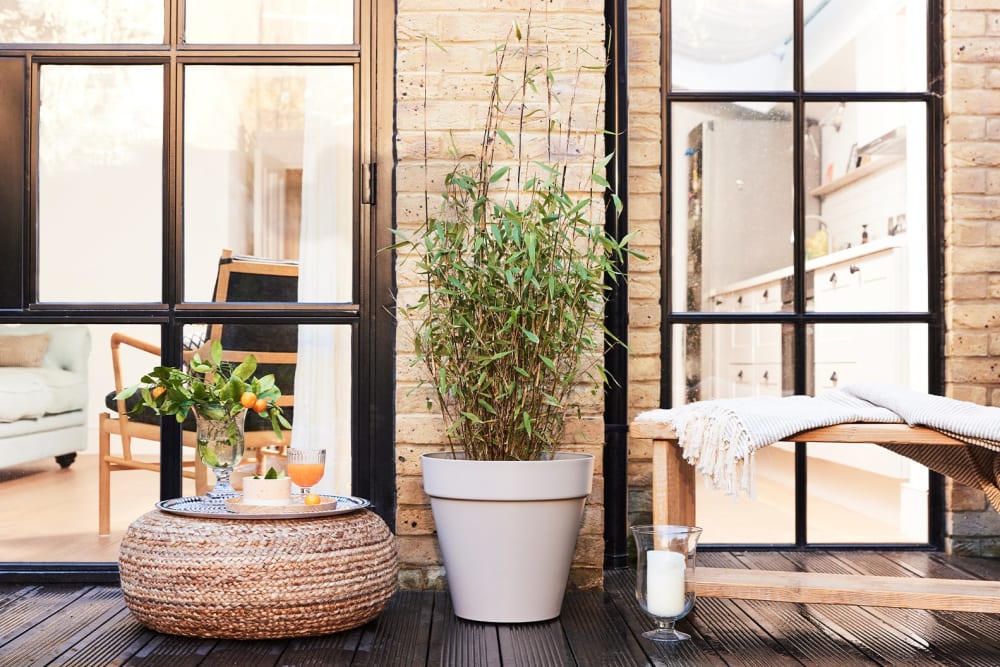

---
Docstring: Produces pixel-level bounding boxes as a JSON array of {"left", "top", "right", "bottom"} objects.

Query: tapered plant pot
[{"left": 422, "top": 451, "right": 594, "bottom": 623}]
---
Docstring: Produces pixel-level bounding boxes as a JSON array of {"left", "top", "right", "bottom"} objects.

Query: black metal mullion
[
  {"left": 160, "top": 1, "right": 183, "bottom": 502},
  {"left": 660, "top": 0, "right": 673, "bottom": 409},
  {"left": 926, "top": 0, "right": 947, "bottom": 550},
  {"left": 791, "top": 0, "right": 809, "bottom": 549},
  {"left": 603, "top": 0, "right": 630, "bottom": 570}
]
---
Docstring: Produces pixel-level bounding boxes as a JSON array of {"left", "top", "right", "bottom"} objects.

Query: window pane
[
  {"left": 808, "top": 322, "right": 929, "bottom": 543},
  {"left": 177, "top": 322, "right": 352, "bottom": 497},
  {"left": 0, "top": 323, "right": 165, "bottom": 563},
  {"left": 0, "top": 0, "right": 162, "bottom": 43},
  {"left": 806, "top": 441, "right": 929, "bottom": 543},
  {"left": 671, "top": 102, "right": 793, "bottom": 313},
  {"left": 674, "top": 322, "right": 795, "bottom": 544},
  {"left": 811, "top": 323, "right": 928, "bottom": 393},
  {"left": 805, "top": 102, "right": 927, "bottom": 312},
  {"left": 671, "top": 0, "right": 798, "bottom": 91},
  {"left": 38, "top": 65, "right": 163, "bottom": 302},
  {"left": 805, "top": 0, "right": 927, "bottom": 91},
  {"left": 1, "top": 321, "right": 354, "bottom": 561},
  {"left": 183, "top": 65, "right": 354, "bottom": 302},
  {"left": 185, "top": 0, "right": 354, "bottom": 44}
]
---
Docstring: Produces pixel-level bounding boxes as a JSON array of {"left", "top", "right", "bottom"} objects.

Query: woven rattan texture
[{"left": 118, "top": 509, "right": 398, "bottom": 639}]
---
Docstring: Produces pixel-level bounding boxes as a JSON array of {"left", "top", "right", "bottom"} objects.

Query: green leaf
[
  {"left": 460, "top": 411, "right": 484, "bottom": 424},
  {"left": 489, "top": 165, "right": 510, "bottom": 184},
  {"left": 198, "top": 444, "right": 220, "bottom": 468}
]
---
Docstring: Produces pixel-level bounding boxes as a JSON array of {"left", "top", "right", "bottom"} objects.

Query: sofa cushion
[
  {"left": 0, "top": 334, "right": 50, "bottom": 367},
  {"left": 0, "top": 368, "right": 88, "bottom": 422}
]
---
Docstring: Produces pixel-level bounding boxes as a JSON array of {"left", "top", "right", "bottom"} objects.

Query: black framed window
[
  {"left": 0, "top": 0, "right": 395, "bottom": 573},
  {"left": 663, "top": 0, "right": 943, "bottom": 548}
]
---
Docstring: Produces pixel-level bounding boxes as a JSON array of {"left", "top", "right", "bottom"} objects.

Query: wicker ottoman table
[{"left": 118, "top": 508, "right": 398, "bottom": 639}]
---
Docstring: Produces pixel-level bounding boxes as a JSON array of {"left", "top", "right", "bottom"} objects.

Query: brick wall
[
  {"left": 394, "top": 0, "right": 611, "bottom": 591},
  {"left": 625, "top": 0, "right": 663, "bottom": 531},
  {"left": 943, "top": 0, "right": 1000, "bottom": 557}
]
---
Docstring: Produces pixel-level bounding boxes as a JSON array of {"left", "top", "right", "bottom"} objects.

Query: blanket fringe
[{"left": 669, "top": 404, "right": 757, "bottom": 497}]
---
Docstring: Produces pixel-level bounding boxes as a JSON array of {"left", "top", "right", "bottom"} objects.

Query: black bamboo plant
[{"left": 394, "top": 19, "right": 641, "bottom": 462}]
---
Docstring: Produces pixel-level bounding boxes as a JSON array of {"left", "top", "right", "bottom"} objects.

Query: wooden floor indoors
[{"left": 3, "top": 550, "right": 999, "bottom": 666}]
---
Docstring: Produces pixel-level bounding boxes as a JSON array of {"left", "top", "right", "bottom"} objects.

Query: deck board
[
  {"left": 701, "top": 552, "right": 880, "bottom": 666},
  {"left": 1, "top": 553, "right": 997, "bottom": 666}
]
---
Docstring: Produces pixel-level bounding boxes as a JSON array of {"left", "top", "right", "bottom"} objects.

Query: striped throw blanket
[{"left": 635, "top": 384, "right": 1000, "bottom": 512}]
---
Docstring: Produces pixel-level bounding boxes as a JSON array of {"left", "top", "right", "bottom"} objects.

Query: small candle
[{"left": 646, "top": 550, "right": 687, "bottom": 618}]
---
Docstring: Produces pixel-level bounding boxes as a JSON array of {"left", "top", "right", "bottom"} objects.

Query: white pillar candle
[{"left": 646, "top": 549, "right": 687, "bottom": 618}]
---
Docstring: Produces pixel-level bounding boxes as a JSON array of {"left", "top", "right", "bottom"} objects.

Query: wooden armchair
[{"left": 98, "top": 250, "right": 298, "bottom": 535}]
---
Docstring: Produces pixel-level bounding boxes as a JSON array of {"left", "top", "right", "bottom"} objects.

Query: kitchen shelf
[{"left": 809, "top": 154, "right": 905, "bottom": 198}]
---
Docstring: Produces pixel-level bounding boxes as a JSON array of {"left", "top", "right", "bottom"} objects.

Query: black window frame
[
  {"left": 660, "top": 0, "right": 946, "bottom": 550},
  {"left": 0, "top": 0, "right": 396, "bottom": 581}
]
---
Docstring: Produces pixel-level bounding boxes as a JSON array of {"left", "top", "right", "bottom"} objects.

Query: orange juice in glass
[{"left": 286, "top": 448, "right": 326, "bottom": 495}]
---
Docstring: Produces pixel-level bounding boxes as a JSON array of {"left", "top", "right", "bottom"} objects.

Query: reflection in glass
[
  {"left": 0, "top": 0, "right": 162, "bottom": 43},
  {"left": 671, "top": 0, "right": 797, "bottom": 91},
  {"left": 184, "top": 65, "right": 354, "bottom": 303},
  {"left": 805, "top": 102, "right": 926, "bottom": 312},
  {"left": 807, "top": 322, "right": 929, "bottom": 543},
  {"left": 675, "top": 323, "right": 794, "bottom": 544},
  {"left": 182, "top": 322, "right": 352, "bottom": 498},
  {"left": 806, "top": 440, "right": 928, "bottom": 543},
  {"left": 805, "top": 0, "right": 927, "bottom": 91},
  {"left": 670, "top": 102, "right": 793, "bottom": 313},
  {"left": 38, "top": 65, "right": 163, "bottom": 302},
  {"left": 674, "top": 322, "right": 786, "bottom": 406},
  {"left": 671, "top": 1, "right": 927, "bottom": 93},
  {"left": 0, "top": 323, "right": 171, "bottom": 564},
  {"left": 185, "top": 0, "right": 354, "bottom": 44},
  {"left": 810, "top": 323, "right": 927, "bottom": 395}
]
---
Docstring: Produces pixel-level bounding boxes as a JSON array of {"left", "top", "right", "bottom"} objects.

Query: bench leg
[{"left": 652, "top": 438, "right": 696, "bottom": 526}]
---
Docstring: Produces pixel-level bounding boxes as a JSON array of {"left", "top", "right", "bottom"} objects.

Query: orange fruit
[
  {"left": 240, "top": 391, "right": 257, "bottom": 408},
  {"left": 304, "top": 493, "right": 322, "bottom": 506},
  {"left": 253, "top": 398, "right": 268, "bottom": 413},
  {"left": 151, "top": 386, "right": 165, "bottom": 399}
]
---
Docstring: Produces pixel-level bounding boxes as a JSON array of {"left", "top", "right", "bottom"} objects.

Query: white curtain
[{"left": 294, "top": 65, "right": 354, "bottom": 495}]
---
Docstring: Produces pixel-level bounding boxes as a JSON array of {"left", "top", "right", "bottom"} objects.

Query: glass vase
[
  {"left": 193, "top": 405, "right": 247, "bottom": 501},
  {"left": 631, "top": 524, "right": 703, "bottom": 642}
]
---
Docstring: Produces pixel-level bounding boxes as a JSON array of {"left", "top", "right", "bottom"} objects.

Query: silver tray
[{"left": 156, "top": 494, "right": 370, "bottom": 520}]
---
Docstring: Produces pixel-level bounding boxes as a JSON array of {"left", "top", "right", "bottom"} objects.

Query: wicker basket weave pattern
[{"left": 118, "top": 509, "right": 398, "bottom": 639}]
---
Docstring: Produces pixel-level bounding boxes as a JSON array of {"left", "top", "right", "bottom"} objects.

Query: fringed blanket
[{"left": 634, "top": 384, "right": 1000, "bottom": 512}]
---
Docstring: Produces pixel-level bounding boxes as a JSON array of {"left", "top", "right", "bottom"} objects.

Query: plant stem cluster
[{"left": 397, "top": 19, "right": 639, "bottom": 461}]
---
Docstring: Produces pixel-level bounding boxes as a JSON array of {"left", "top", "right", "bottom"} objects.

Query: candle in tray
[{"left": 646, "top": 549, "right": 687, "bottom": 618}]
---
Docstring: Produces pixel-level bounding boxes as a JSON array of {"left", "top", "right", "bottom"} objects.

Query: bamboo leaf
[{"left": 489, "top": 165, "right": 510, "bottom": 183}]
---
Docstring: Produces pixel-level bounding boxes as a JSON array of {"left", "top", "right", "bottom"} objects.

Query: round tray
[
  {"left": 156, "top": 494, "right": 370, "bottom": 520},
  {"left": 225, "top": 495, "right": 339, "bottom": 514}
]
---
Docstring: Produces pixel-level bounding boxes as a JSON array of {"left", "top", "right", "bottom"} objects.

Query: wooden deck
[{"left": 3, "top": 550, "right": 999, "bottom": 666}]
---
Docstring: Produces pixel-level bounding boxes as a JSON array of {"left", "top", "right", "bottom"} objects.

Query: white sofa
[{"left": 0, "top": 324, "right": 90, "bottom": 469}]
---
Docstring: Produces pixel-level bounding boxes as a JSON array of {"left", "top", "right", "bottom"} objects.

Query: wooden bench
[{"left": 630, "top": 420, "right": 1000, "bottom": 613}]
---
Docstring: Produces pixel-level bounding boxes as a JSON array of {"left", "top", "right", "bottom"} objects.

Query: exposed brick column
[
  {"left": 943, "top": 0, "right": 1000, "bottom": 556},
  {"left": 625, "top": 0, "right": 664, "bottom": 533}
]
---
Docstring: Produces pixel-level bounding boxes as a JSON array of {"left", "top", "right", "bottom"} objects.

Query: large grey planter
[{"left": 421, "top": 451, "right": 594, "bottom": 623}]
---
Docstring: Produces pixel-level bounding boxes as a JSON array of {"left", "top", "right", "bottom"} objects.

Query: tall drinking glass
[
  {"left": 631, "top": 524, "right": 703, "bottom": 642},
  {"left": 286, "top": 448, "right": 326, "bottom": 496}
]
